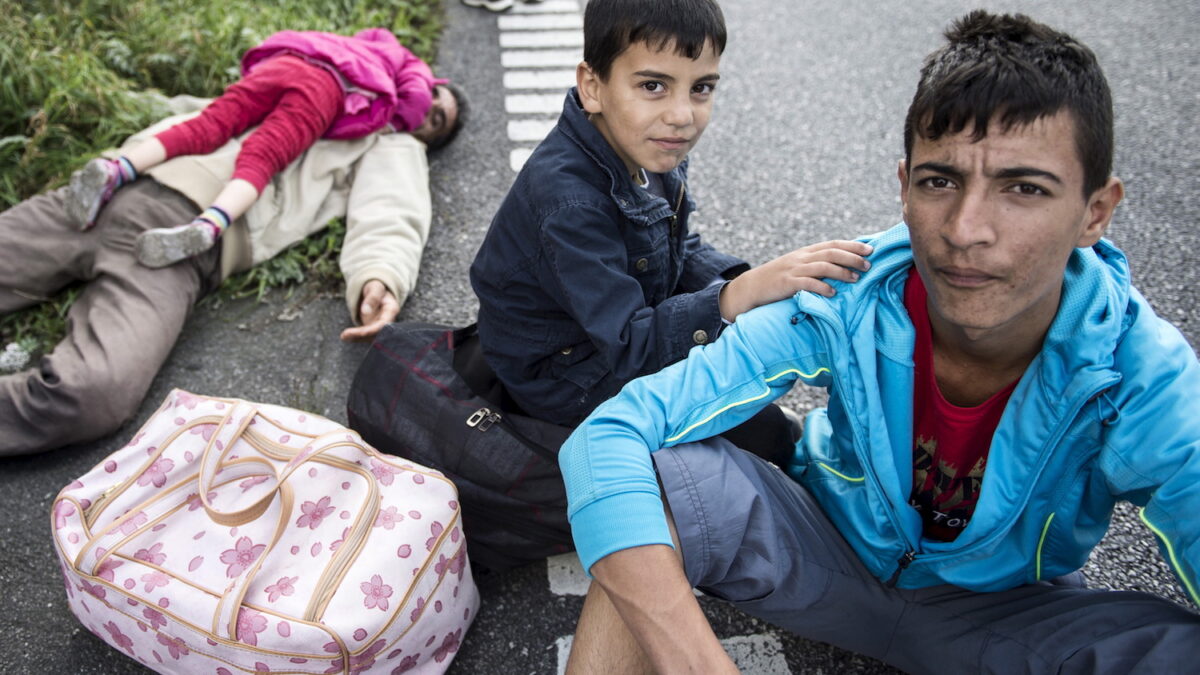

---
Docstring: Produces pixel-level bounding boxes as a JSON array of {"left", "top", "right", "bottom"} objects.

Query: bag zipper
[{"left": 466, "top": 407, "right": 560, "bottom": 463}]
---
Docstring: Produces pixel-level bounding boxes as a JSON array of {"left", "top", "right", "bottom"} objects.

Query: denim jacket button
[
  {"left": 560, "top": 346, "right": 573, "bottom": 355},
  {"left": 692, "top": 329, "right": 708, "bottom": 345},
  {"left": 635, "top": 257, "right": 649, "bottom": 272}
]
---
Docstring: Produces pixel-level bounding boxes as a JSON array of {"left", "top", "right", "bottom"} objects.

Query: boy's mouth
[{"left": 651, "top": 137, "right": 690, "bottom": 150}]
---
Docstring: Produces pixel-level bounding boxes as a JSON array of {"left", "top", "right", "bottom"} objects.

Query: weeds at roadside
[{"left": 0, "top": 0, "right": 442, "bottom": 362}]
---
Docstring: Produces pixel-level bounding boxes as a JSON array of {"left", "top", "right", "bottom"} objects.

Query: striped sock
[
  {"left": 193, "top": 205, "right": 231, "bottom": 239},
  {"left": 114, "top": 156, "right": 138, "bottom": 186}
]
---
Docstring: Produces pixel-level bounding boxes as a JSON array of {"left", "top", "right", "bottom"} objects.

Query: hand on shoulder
[{"left": 719, "top": 240, "right": 873, "bottom": 321}]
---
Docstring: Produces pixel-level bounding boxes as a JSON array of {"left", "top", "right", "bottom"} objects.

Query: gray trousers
[
  {"left": 0, "top": 180, "right": 220, "bottom": 454},
  {"left": 654, "top": 438, "right": 1200, "bottom": 674}
]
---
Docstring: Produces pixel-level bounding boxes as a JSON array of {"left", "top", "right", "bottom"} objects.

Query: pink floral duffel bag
[{"left": 51, "top": 389, "right": 478, "bottom": 674}]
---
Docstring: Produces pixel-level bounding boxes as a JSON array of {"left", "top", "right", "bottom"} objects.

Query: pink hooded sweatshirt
[{"left": 241, "top": 28, "right": 446, "bottom": 140}]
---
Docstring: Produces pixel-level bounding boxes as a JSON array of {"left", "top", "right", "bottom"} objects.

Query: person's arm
[
  {"left": 718, "top": 240, "right": 875, "bottom": 322},
  {"left": 1103, "top": 291, "right": 1200, "bottom": 605},
  {"left": 675, "top": 229, "right": 749, "bottom": 292},
  {"left": 586, "top": 545, "right": 737, "bottom": 673},
  {"left": 560, "top": 298, "right": 833, "bottom": 571},
  {"left": 338, "top": 133, "right": 431, "bottom": 334}
]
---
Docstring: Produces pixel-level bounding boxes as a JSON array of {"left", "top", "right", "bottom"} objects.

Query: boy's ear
[
  {"left": 897, "top": 159, "right": 911, "bottom": 221},
  {"left": 1076, "top": 177, "right": 1124, "bottom": 247},
  {"left": 576, "top": 61, "right": 604, "bottom": 115}
]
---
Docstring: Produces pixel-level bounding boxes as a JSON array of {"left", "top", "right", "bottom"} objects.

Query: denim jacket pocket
[
  {"left": 626, "top": 242, "right": 671, "bottom": 305},
  {"left": 547, "top": 340, "right": 609, "bottom": 392}
]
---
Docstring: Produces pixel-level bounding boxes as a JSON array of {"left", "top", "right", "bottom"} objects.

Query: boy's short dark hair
[
  {"left": 583, "top": 0, "right": 727, "bottom": 80},
  {"left": 903, "top": 10, "right": 1113, "bottom": 197}
]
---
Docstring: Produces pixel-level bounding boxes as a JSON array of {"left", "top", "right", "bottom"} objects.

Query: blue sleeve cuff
[{"left": 570, "top": 491, "right": 674, "bottom": 575}]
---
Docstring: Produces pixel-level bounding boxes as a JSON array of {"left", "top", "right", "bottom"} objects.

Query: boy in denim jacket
[{"left": 470, "top": 0, "right": 871, "bottom": 453}]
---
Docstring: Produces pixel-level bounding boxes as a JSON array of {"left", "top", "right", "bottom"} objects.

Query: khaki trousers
[{"left": 0, "top": 180, "right": 220, "bottom": 454}]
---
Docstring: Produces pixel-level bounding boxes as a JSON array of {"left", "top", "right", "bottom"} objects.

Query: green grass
[{"left": 0, "top": 0, "right": 443, "bottom": 360}]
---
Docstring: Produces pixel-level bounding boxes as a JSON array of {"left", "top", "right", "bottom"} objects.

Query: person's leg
[
  {"left": 654, "top": 438, "right": 1200, "bottom": 673},
  {"left": 0, "top": 180, "right": 220, "bottom": 454},
  {"left": 0, "top": 188, "right": 94, "bottom": 314},
  {"left": 136, "top": 56, "right": 340, "bottom": 269}
]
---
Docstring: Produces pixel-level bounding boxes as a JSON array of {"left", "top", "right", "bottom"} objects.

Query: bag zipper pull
[
  {"left": 885, "top": 550, "right": 916, "bottom": 588},
  {"left": 466, "top": 407, "right": 501, "bottom": 432}
]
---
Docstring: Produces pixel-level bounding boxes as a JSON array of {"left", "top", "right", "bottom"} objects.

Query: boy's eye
[
  {"left": 640, "top": 81, "right": 666, "bottom": 93},
  {"left": 1010, "top": 183, "right": 1048, "bottom": 196},
  {"left": 692, "top": 82, "right": 715, "bottom": 95},
  {"left": 919, "top": 176, "right": 955, "bottom": 190}
]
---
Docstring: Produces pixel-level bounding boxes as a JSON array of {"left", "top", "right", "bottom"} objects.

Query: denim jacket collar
[{"left": 556, "top": 88, "right": 686, "bottom": 226}]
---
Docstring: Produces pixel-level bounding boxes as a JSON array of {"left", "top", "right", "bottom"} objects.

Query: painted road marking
[
  {"left": 507, "top": 119, "right": 558, "bottom": 142},
  {"left": 500, "top": 30, "right": 584, "bottom": 49},
  {"left": 503, "top": 69, "right": 577, "bottom": 90},
  {"left": 498, "top": 13, "right": 583, "bottom": 31},
  {"left": 510, "top": 148, "right": 534, "bottom": 172},
  {"left": 511, "top": 0, "right": 579, "bottom": 13},
  {"left": 554, "top": 634, "right": 792, "bottom": 674},
  {"left": 501, "top": 48, "right": 582, "bottom": 68},
  {"left": 506, "top": 93, "right": 565, "bottom": 114}
]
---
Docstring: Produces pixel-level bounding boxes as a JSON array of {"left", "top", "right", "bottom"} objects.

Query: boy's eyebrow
[
  {"left": 910, "top": 162, "right": 1062, "bottom": 185},
  {"left": 632, "top": 70, "right": 721, "bottom": 83}
]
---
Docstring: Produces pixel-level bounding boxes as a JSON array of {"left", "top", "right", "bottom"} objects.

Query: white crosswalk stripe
[
  {"left": 506, "top": 93, "right": 565, "bottom": 114},
  {"left": 498, "top": 13, "right": 583, "bottom": 31},
  {"left": 495, "top": 0, "right": 583, "bottom": 168},
  {"left": 500, "top": 30, "right": 584, "bottom": 48},
  {"left": 501, "top": 48, "right": 582, "bottom": 68}
]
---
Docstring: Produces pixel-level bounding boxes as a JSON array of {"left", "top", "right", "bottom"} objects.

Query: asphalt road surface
[{"left": 1, "top": 0, "right": 1197, "bottom": 672}]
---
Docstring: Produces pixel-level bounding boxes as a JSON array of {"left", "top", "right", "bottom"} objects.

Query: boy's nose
[
  {"left": 944, "top": 189, "right": 997, "bottom": 249},
  {"left": 662, "top": 96, "right": 694, "bottom": 128}
]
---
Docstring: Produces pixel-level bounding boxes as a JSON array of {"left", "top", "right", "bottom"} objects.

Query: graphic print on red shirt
[{"left": 905, "top": 269, "right": 1018, "bottom": 541}]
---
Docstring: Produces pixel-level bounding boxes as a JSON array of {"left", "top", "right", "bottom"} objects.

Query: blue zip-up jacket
[
  {"left": 470, "top": 89, "right": 748, "bottom": 426},
  {"left": 561, "top": 223, "right": 1200, "bottom": 599}
]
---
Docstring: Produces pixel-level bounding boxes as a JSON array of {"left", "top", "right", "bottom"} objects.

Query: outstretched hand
[
  {"left": 340, "top": 279, "right": 400, "bottom": 342},
  {"left": 719, "top": 239, "right": 874, "bottom": 322}
]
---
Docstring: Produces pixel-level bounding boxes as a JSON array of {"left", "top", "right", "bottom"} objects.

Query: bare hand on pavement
[{"left": 340, "top": 279, "right": 399, "bottom": 342}]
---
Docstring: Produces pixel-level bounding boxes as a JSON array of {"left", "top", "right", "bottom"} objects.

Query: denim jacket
[{"left": 470, "top": 89, "right": 748, "bottom": 425}]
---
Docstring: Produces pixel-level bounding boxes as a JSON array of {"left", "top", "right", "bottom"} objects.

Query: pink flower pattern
[
  {"left": 53, "top": 501, "right": 76, "bottom": 530},
  {"left": 425, "top": 521, "right": 444, "bottom": 551},
  {"left": 156, "top": 633, "right": 190, "bottom": 659},
  {"left": 117, "top": 511, "right": 148, "bottom": 535},
  {"left": 348, "top": 639, "right": 387, "bottom": 674},
  {"left": 392, "top": 654, "right": 420, "bottom": 673},
  {"left": 240, "top": 475, "right": 270, "bottom": 491},
  {"left": 433, "top": 629, "right": 463, "bottom": 663},
  {"left": 141, "top": 571, "right": 169, "bottom": 593},
  {"left": 360, "top": 574, "right": 393, "bottom": 611},
  {"left": 219, "top": 536, "right": 266, "bottom": 578},
  {"left": 369, "top": 458, "right": 400, "bottom": 486},
  {"left": 95, "top": 557, "right": 123, "bottom": 582},
  {"left": 134, "top": 543, "right": 166, "bottom": 566},
  {"left": 236, "top": 608, "right": 267, "bottom": 646},
  {"left": 264, "top": 576, "right": 297, "bottom": 602},
  {"left": 296, "top": 496, "right": 335, "bottom": 530},
  {"left": 142, "top": 608, "right": 167, "bottom": 630},
  {"left": 189, "top": 423, "right": 217, "bottom": 441},
  {"left": 103, "top": 621, "right": 135, "bottom": 655},
  {"left": 374, "top": 506, "right": 403, "bottom": 530},
  {"left": 136, "top": 457, "right": 175, "bottom": 488}
]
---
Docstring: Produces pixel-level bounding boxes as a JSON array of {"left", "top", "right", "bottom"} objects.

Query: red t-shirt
[{"left": 905, "top": 269, "right": 1018, "bottom": 541}]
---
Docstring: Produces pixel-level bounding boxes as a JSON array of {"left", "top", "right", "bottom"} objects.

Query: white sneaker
[
  {"left": 135, "top": 223, "right": 216, "bottom": 268},
  {"left": 462, "top": 0, "right": 514, "bottom": 11}
]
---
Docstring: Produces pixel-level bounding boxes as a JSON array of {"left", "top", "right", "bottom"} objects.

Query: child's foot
[
  {"left": 135, "top": 223, "right": 216, "bottom": 268},
  {"left": 462, "top": 0, "right": 514, "bottom": 11},
  {"left": 66, "top": 158, "right": 125, "bottom": 230}
]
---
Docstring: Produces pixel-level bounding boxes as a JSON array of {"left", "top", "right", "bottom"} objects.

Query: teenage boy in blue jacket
[
  {"left": 560, "top": 10, "right": 1200, "bottom": 673},
  {"left": 469, "top": 0, "right": 872, "bottom": 462}
]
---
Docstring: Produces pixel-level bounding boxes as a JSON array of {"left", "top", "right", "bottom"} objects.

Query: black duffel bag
[{"left": 347, "top": 322, "right": 576, "bottom": 572}]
